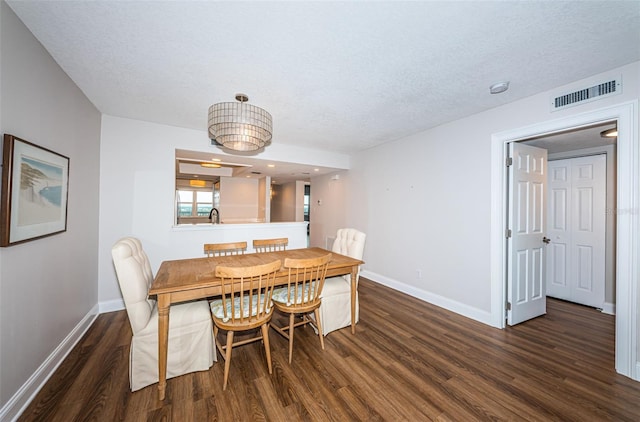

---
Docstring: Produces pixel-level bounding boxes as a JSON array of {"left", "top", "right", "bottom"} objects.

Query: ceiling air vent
[{"left": 551, "top": 77, "right": 621, "bottom": 111}]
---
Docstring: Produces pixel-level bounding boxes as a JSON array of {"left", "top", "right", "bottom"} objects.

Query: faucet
[{"left": 208, "top": 208, "right": 220, "bottom": 224}]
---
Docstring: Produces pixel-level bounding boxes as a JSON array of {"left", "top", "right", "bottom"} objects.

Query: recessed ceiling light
[
  {"left": 489, "top": 81, "right": 510, "bottom": 94},
  {"left": 314, "top": 168, "right": 320, "bottom": 172},
  {"left": 600, "top": 128, "right": 618, "bottom": 138},
  {"left": 267, "top": 164, "right": 275, "bottom": 168}
]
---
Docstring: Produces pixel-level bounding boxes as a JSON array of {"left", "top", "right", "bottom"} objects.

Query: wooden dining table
[{"left": 149, "top": 247, "right": 364, "bottom": 400}]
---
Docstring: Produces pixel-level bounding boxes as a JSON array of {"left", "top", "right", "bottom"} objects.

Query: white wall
[
  {"left": 270, "top": 184, "right": 283, "bottom": 221},
  {"left": 258, "top": 176, "right": 268, "bottom": 222},
  {"left": 272, "top": 181, "right": 296, "bottom": 222},
  {"left": 0, "top": 3, "right": 101, "bottom": 416},
  {"left": 309, "top": 172, "right": 349, "bottom": 248},
  {"left": 219, "top": 176, "right": 259, "bottom": 221},
  {"left": 98, "top": 116, "right": 351, "bottom": 307},
  {"left": 346, "top": 62, "right": 639, "bottom": 326}
]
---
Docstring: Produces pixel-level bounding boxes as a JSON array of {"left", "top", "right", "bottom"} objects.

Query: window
[{"left": 176, "top": 189, "right": 213, "bottom": 217}]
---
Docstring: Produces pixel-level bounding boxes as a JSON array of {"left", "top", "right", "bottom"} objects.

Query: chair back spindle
[
  {"left": 253, "top": 237, "right": 288, "bottom": 253},
  {"left": 214, "top": 260, "right": 280, "bottom": 324},
  {"left": 204, "top": 241, "right": 247, "bottom": 257}
]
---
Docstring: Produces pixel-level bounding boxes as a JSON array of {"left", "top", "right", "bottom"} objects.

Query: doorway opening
[
  {"left": 490, "top": 101, "right": 639, "bottom": 380},
  {"left": 521, "top": 123, "right": 616, "bottom": 313}
]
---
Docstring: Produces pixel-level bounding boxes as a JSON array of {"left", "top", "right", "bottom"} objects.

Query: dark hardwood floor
[{"left": 19, "top": 278, "right": 640, "bottom": 421}]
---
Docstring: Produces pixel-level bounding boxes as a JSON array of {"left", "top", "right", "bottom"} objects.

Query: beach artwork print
[
  {"left": 1, "top": 134, "right": 69, "bottom": 246},
  {"left": 18, "top": 156, "right": 64, "bottom": 226}
]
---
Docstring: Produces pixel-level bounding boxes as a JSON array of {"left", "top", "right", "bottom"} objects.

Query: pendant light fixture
[{"left": 208, "top": 94, "right": 273, "bottom": 152}]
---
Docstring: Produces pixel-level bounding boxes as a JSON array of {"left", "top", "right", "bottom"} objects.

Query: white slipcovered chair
[
  {"left": 111, "top": 237, "right": 215, "bottom": 391},
  {"left": 317, "top": 228, "right": 366, "bottom": 336}
]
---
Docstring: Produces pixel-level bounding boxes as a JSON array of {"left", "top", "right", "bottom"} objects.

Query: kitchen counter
[{"left": 170, "top": 221, "right": 309, "bottom": 255}]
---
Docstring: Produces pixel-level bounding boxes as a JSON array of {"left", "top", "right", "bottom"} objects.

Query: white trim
[
  {"left": 490, "top": 101, "right": 638, "bottom": 380},
  {"left": 602, "top": 302, "right": 616, "bottom": 316},
  {"left": 0, "top": 304, "right": 99, "bottom": 422},
  {"left": 99, "top": 298, "right": 125, "bottom": 313},
  {"left": 361, "top": 270, "right": 493, "bottom": 325}
]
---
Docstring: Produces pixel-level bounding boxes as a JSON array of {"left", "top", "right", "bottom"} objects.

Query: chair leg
[
  {"left": 288, "top": 313, "right": 295, "bottom": 364},
  {"left": 261, "top": 323, "right": 272, "bottom": 374},
  {"left": 213, "top": 325, "right": 224, "bottom": 358},
  {"left": 222, "top": 331, "right": 234, "bottom": 390},
  {"left": 314, "top": 309, "right": 325, "bottom": 350}
]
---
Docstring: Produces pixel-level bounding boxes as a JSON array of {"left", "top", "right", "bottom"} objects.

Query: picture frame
[{"left": 0, "top": 134, "right": 70, "bottom": 246}]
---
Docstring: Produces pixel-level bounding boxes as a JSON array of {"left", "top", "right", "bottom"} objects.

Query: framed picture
[{"left": 0, "top": 134, "right": 70, "bottom": 246}]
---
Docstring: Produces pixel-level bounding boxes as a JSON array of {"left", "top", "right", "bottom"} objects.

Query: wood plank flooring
[{"left": 18, "top": 278, "right": 640, "bottom": 421}]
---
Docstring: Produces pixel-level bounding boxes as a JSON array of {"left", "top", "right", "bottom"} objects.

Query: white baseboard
[
  {"left": 360, "top": 270, "right": 493, "bottom": 326},
  {"left": 0, "top": 304, "right": 99, "bottom": 422},
  {"left": 99, "top": 298, "right": 125, "bottom": 313}
]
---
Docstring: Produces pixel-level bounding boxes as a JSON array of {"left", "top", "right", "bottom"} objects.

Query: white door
[
  {"left": 547, "top": 155, "right": 606, "bottom": 308},
  {"left": 507, "top": 142, "right": 548, "bottom": 325}
]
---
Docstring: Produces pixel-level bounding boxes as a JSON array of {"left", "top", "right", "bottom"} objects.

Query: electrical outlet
[{"left": 416, "top": 269, "right": 422, "bottom": 279}]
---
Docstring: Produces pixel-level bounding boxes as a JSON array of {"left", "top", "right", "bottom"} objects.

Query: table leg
[
  {"left": 350, "top": 266, "right": 358, "bottom": 334},
  {"left": 157, "top": 294, "right": 170, "bottom": 400}
]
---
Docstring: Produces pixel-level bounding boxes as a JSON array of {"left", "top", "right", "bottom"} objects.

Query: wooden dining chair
[
  {"left": 210, "top": 259, "right": 281, "bottom": 390},
  {"left": 204, "top": 241, "right": 247, "bottom": 257},
  {"left": 271, "top": 253, "right": 331, "bottom": 363},
  {"left": 253, "top": 237, "right": 288, "bottom": 253}
]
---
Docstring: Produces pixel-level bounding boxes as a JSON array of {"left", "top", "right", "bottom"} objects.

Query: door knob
[{"left": 542, "top": 236, "right": 551, "bottom": 244}]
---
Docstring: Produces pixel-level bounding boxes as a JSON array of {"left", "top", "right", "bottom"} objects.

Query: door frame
[{"left": 490, "top": 101, "right": 639, "bottom": 380}]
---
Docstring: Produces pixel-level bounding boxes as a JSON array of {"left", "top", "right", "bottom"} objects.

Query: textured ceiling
[{"left": 7, "top": 1, "right": 640, "bottom": 156}]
